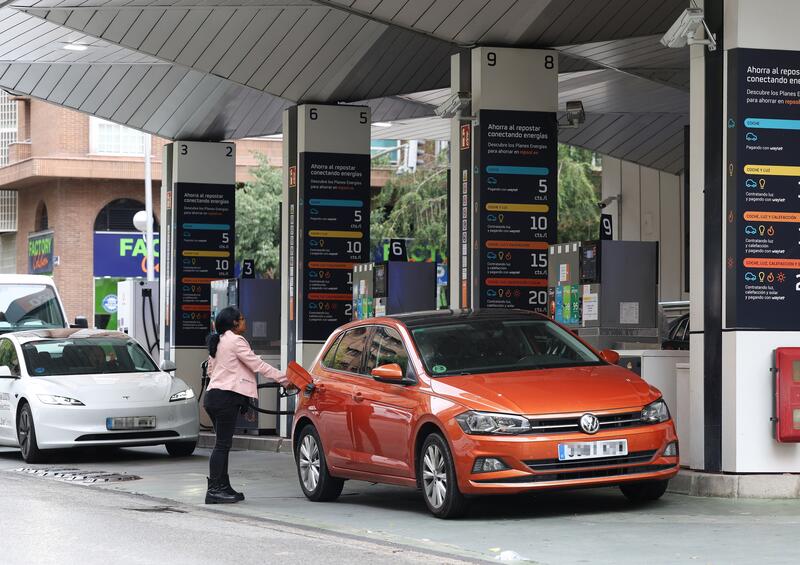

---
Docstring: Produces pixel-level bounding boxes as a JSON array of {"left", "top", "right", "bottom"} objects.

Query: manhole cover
[{"left": 14, "top": 467, "right": 141, "bottom": 483}]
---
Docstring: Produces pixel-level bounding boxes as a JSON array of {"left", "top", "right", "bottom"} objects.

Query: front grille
[
  {"left": 474, "top": 464, "right": 676, "bottom": 484},
  {"left": 75, "top": 431, "right": 179, "bottom": 442},
  {"left": 527, "top": 411, "right": 643, "bottom": 434},
  {"left": 525, "top": 450, "right": 657, "bottom": 471}
]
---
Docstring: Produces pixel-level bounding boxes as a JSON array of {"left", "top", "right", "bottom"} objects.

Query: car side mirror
[
  {"left": 71, "top": 316, "right": 89, "bottom": 329},
  {"left": 371, "top": 363, "right": 404, "bottom": 383},
  {"left": 599, "top": 349, "right": 620, "bottom": 364},
  {"left": 160, "top": 360, "right": 177, "bottom": 373},
  {"left": 0, "top": 365, "right": 16, "bottom": 378}
]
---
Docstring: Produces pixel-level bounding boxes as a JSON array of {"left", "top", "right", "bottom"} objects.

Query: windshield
[
  {"left": 21, "top": 337, "right": 158, "bottom": 376},
  {"left": 0, "top": 284, "right": 65, "bottom": 333},
  {"left": 411, "top": 319, "right": 602, "bottom": 376}
]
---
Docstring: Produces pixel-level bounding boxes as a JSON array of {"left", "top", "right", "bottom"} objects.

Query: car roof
[
  {"left": 386, "top": 309, "right": 547, "bottom": 329},
  {"left": 8, "top": 329, "right": 132, "bottom": 344}
]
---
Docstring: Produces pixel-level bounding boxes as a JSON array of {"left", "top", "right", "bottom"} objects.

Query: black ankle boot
[
  {"left": 205, "top": 477, "right": 240, "bottom": 504},
  {"left": 221, "top": 474, "right": 245, "bottom": 501}
]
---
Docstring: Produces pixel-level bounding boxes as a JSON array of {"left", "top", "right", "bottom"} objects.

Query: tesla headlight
[
  {"left": 169, "top": 388, "right": 195, "bottom": 402},
  {"left": 38, "top": 394, "right": 84, "bottom": 406},
  {"left": 641, "top": 399, "right": 670, "bottom": 424},
  {"left": 455, "top": 411, "right": 531, "bottom": 435}
]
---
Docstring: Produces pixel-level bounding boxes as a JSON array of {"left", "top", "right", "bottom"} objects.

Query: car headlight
[
  {"left": 641, "top": 399, "right": 670, "bottom": 424},
  {"left": 38, "top": 394, "right": 84, "bottom": 406},
  {"left": 455, "top": 411, "right": 531, "bottom": 435},
  {"left": 169, "top": 388, "right": 195, "bottom": 402}
]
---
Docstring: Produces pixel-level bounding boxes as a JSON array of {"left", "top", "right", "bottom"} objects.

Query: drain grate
[{"left": 14, "top": 467, "right": 141, "bottom": 483}]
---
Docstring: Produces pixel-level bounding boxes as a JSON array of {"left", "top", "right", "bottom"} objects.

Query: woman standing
[{"left": 204, "top": 306, "right": 290, "bottom": 504}]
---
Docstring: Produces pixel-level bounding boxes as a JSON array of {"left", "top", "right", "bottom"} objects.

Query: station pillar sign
[
  {"left": 726, "top": 49, "right": 800, "bottom": 330},
  {"left": 282, "top": 105, "right": 370, "bottom": 371},
  {"left": 160, "top": 141, "right": 235, "bottom": 390},
  {"left": 462, "top": 47, "right": 558, "bottom": 313}
]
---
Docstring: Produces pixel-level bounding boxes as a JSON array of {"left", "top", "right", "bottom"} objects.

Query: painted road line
[{"left": 486, "top": 165, "right": 549, "bottom": 176}]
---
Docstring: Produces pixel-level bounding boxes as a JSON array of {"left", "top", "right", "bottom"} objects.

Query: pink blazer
[{"left": 207, "top": 331, "right": 288, "bottom": 399}]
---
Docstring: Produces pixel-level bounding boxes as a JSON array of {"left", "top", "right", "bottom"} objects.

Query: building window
[
  {"left": 89, "top": 117, "right": 147, "bottom": 156},
  {"left": 371, "top": 139, "right": 401, "bottom": 166},
  {"left": 94, "top": 199, "right": 159, "bottom": 232},
  {"left": 0, "top": 90, "right": 17, "bottom": 167},
  {"left": 35, "top": 201, "right": 48, "bottom": 232}
]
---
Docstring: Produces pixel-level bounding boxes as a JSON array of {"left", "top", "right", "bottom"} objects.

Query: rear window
[
  {"left": 22, "top": 337, "right": 158, "bottom": 376},
  {"left": 329, "top": 327, "right": 368, "bottom": 374}
]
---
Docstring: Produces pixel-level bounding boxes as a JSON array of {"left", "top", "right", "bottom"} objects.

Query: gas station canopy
[{"left": 0, "top": 0, "right": 688, "bottom": 173}]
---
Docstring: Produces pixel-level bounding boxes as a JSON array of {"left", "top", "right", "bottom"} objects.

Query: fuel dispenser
[
  {"left": 352, "top": 262, "right": 437, "bottom": 319},
  {"left": 548, "top": 240, "right": 659, "bottom": 349},
  {"left": 210, "top": 278, "right": 283, "bottom": 435},
  {"left": 117, "top": 279, "right": 160, "bottom": 361},
  {"left": 773, "top": 347, "right": 800, "bottom": 442}
]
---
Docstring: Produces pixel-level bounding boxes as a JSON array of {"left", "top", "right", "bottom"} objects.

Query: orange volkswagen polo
[{"left": 289, "top": 310, "right": 679, "bottom": 518}]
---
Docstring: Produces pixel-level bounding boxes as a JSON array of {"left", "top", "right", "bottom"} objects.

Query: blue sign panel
[{"left": 93, "top": 232, "right": 160, "bottom": 278}]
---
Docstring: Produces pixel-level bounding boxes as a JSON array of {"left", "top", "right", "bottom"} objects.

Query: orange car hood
[{"left": 428, "top": 364, "right": 659, "bottom": 415}]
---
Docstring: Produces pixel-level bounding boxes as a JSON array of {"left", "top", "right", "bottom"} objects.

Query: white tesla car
[{"left": 0, "top": 329, "right": 199, "bottom": 462}]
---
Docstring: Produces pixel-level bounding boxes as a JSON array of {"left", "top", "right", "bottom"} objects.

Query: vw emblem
[{"left": 580, "top": 413, "right": 600, "bottom": 434}]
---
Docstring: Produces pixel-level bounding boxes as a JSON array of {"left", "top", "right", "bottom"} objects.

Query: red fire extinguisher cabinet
[{"left": 774, "top": 347, "right": 800, "bottom": 442}]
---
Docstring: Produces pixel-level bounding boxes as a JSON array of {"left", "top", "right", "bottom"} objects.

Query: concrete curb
[
  {"left": 198, "top": 431, "right": 287, "bottom": 453},
  {"left": 668, "top": 468, "right": 800, "bottom": 498}
]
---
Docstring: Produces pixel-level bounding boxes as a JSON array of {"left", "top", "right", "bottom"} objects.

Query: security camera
[
  {"left": 598, "top": 195, "right": 620, "bottom": 210},
  {"left": 660, "top": 7, "right": 716, "bottom": 51},
  {"left": 434, "top": 92, "right": 471, "bottom": 118}
]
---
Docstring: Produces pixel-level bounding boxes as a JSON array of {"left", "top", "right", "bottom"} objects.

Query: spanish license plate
[
  {"left": 106, "top": 416, "right": 156, "bottom": 430},
  {"left": 558, "top": 439, "right": 628, "bottom": 461}
]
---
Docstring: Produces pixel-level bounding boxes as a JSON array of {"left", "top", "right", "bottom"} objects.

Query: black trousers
[{"left": 203, "top": 388, "right": 248, "bottom": 482}]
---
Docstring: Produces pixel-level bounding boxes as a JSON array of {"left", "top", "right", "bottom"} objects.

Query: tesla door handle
[{"left": 353, "top": 391, "right": 364, "bottom": 402}]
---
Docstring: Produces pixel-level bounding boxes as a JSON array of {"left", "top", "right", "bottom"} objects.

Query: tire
[
  {"left": 620, "top": 479, "right": 670, "bottom": 503},
  {"left": 165, "top": 441, "right": 197, "bottom": 457},
  {"left": 17, "top": 403, "right": 46, "bottom": 464},
  {"left": 295, "top": 425, "right": 343, "bottom": 502},
  {"left": 418, "top": 433, "right": 468, "bottom": 519}
]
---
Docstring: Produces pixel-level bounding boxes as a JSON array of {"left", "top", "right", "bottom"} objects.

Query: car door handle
[{"left": 353, "top": 391, "right": 364, "bottom": 402}]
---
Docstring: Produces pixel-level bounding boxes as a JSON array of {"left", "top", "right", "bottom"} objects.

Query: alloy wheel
[
  {"left": 299, "top": 434, "right": 321, "bottom": 492},
  {"left": 18, "top": 409, "right": 30, "bottom": 458},
  {"left": 422, "top": 443, "right": 448, "bottom": 509}
]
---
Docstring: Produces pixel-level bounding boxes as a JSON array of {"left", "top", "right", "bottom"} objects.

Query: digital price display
[
  {"left": 174, "top": 182, "right": 235, "bottom": 345},
  {"left": 726, "top": 49, "right": 800, "bottom": 330},
  {"left": 476, "top": 109, "right": 558, "bottom": 312},
  {"left": 299, "top": 152, "right": 370, "bottom": 340}
]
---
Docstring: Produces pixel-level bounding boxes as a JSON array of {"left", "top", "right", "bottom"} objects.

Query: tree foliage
[
  {"left": 370, "top": 166, "right": 448, "bottom": 255},
  {"left": 236, "top": 153, "right": 281, "bottom": 277},
  {"left": 557, "top": 144, "right": 601, "bottom": 243}
]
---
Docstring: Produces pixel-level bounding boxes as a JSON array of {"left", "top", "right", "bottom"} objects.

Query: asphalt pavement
[{"left": 2, "top": 445, "right": 800, "bottom": 565}]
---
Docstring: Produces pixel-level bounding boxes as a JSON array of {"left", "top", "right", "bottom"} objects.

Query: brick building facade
[{"left": 0, "top": 95, "right": 286, "bottom": 323}]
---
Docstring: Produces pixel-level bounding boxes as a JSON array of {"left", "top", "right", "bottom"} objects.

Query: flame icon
[
  {"left": 729, "top": 163, "right": 734, "bottom": 177},
  {"left": 767, "top": 272, "right": 775, "bottom": 283},
  {"left": 767, "top": 226, "right": 775, "bottom": 237},
  {"left": 758, "top": 178, "right": 766, "bottom": 189},
  {"left": 759, "top": 272, "right": 765, "bottom": 282},
  {"left": 728, "top": 210, "right": 734, "bottom": 223},
  {"left": 759, "top": 225, "right": 766, "bottom": 236}
]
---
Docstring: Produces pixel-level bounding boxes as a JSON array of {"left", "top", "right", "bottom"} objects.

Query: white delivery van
[{"left": 0, "top": 275, "right": 81, "bottom": 332}]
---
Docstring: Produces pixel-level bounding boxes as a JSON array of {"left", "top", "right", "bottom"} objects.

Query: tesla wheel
[
  {"left": 17, "top": 403, "right": 45, "bottom": 463},
  {"left": 295, "top": 425, "right": 343, "bottom": 502},
  {"left": 620, "top": 479, "right": 670, "bottom": 503},
  {"left": 418, "top": 433, "right": 467, "bottom": 519},
  {"left": 165, "top": 441, "right": 197, "bottom": 457}
]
